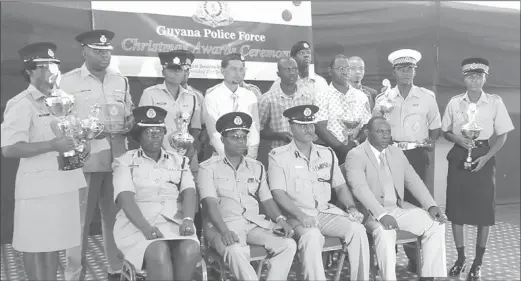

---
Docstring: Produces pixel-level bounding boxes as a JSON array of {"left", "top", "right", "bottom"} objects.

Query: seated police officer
[
  {"left": 198, "top": 112, "right": 296, "bottom": 281},
  {"left": 112, "top": 106, "right": 201, "bottom": 280}
]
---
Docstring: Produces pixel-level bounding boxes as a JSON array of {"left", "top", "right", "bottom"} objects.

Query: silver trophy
[
  {"left": 168, "top": 111, "right": 194, "bottom": 155},
  {"left": 342, "top": 118, "right": 361, "bottom": 145},
  {"left": 79, "top": 103, "right": 105, "bottom": 142},
  {"left": 377, "top": 79, "right": 395, "bottom": 119},
  {"left": 45, "top": 90, "right": 85, "bottom": 171},
  {"left": 460, "top": 103, "right": 483, "bottom": 170}
]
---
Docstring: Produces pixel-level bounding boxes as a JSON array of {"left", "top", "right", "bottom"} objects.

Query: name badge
[
  {"left": 315, "top": 162, "right": 330, "bottom": 170},
  {"left": 247, "top": 177, "right": 259, "bottom": 183},
  {"left": 38, "top": 113, "right": 50, "bottom": 117},
  {"left": 128, "top": 164, "right": 139, "bottom": 168},
  {"left": 157, "top": 102, "right": 167, "bottom": 105}
]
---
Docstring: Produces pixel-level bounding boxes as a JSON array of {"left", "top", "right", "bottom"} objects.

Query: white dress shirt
[{"left": 203, "top": 82, "right": 260, "bottom": 159}]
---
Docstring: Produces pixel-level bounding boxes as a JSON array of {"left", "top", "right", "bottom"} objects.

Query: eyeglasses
[
  {"left": 143, "top": 127, "right": 165, "bottom": 137},
  {"left": 226, "top": 133, "right": 248, "bottom": 142},
  {"left": 332, "top": 66, "right": 349, "bottom": 73}
]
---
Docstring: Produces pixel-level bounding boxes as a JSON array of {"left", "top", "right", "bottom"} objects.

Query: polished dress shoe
[
  {"left": 107, "top": 272, "right": 121, "bottom": 281},
  {"left": 467, "top": 264, "right": 482, "bottom": 280},
  {"left": 449, "top": 259, "right": 467, "bottom": 276}
]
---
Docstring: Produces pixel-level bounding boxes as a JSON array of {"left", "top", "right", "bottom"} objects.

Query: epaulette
[
  {"left": 205, "top": 83, "right": 220, "bottom": 96},
  {"left": 188, "top": 85, "right": 203, "bottom": 96},
  {"left": 199, "top": 155, "right": 221, "bottom": 166},
  {"left": 61, "top": 68, "right": 81, "bottom": 78},
  {"left": 143, "top": 84, "right": 159, "bottom": 93},
  {"left": 419, "top": 87, "right": 436, "bottom": 98},
  {"left": 269, "top": 144, "right": 291, "bottom": 156},
  {"left": 10, "top": 91, "right": 30, "bottom": 103},
  {"left": 450, "top": 93, "right": 466, "bottom": 101},
  {"left": 487, "top": 93, "right": 502, "bottom": 102}
]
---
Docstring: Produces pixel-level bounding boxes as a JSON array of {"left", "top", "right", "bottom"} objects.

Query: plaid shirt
[
  {"left": 259, "top": 83, "right": 314, "bottom": 149},
  {"left": 315, "top": 84, "right": 372, "bottom": 144}
]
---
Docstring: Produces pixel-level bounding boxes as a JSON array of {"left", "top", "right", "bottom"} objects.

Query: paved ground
[{"left": 2, "top": 204, "right": 519, "bottom": 281}]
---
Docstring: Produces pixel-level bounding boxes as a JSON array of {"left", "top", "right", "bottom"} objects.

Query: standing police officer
[
  {"left": 373, "top": 49, "right": 442, "bottom": 272},
  {"left": 60, "top": 29, "right": 133, "bottom": 281},
  {"left": 139, "top": 50, "right": 202, "bottom": 178},
  {"left": 2, "top": 42, "right": 87, "bottom": 281}
]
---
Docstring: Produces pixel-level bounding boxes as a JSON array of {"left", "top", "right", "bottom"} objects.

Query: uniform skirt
[
  {"left": 445, "top": 142, "right": 496, "bottom": 226},
  {"left": 12, "top": 190, "right": 81, "bottom": 252}
]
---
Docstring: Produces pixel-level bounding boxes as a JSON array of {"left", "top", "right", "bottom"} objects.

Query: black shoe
[
  {"left": 418, "top": 278, "right": 434, "bottom": 281},
  {"left": 449, "top": 259, "right": 467, "bottom": 276},
  {"left": 467, "top": 264, "right": 482, "bottom": 280},
  {"left": 108, "top": 272, "right": 121, "bottom": 281}
]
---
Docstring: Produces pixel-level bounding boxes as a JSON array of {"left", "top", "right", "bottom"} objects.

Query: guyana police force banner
[{"left": 91, "top": 1, "right": 313, "bottom": 80}]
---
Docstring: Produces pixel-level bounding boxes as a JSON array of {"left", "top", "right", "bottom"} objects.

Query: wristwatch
[
  {"left": 276, "top": 215, "right": 287, "bottom": 222},
  {"left": 183, "top": 217, "right": 194, "bottom": 222}
]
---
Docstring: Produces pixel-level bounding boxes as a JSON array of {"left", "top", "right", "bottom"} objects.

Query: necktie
[
  {"left": 231, "top": 93, "right": 239, "bottom": 111},
  {"left": 379, "top": 152, "right": 387, "bottom": 172}
]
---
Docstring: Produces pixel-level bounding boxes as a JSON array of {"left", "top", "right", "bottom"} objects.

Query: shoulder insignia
[
  {"left": 199, "top": 155, "right": 221, "bottom": 166},
  {"left": 10, "top": 91, "right": 31, "bottom": 103},
  {"left": 189, "top": 86, "right": 203, "bottom": 96},
  {"left": 205, "top": 84, "right": 220, "bottom": 96},
  {"left": 61, "top": 68, "right": 81, "bottom": 77},
  {"left": 419, "top": 87, "right": 436, "bottom": 98},
  {"left": 488, "top": 93, "right": 502, "bottom": 102},
  {"left": 449, "top": 93, "right": 466, "bottom": 101}
]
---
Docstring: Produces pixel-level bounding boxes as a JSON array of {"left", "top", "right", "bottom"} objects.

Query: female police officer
[
  {"left": 1, "top": 42, "right": 87, "bottom": 280},
  {"left": 441, "top": 58, "right": 514, "bottom": 280},
  {"left": 112, "top": 106, "right": 200, "bottom": 280}
]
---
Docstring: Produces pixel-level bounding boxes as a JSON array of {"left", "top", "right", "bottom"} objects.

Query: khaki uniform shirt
[
  {"left": 197, "top": 155, "right": 273, "bottom": 229},
  {"left": 267, "top": 141, "right": 345, "bottom": 216},
  {"left": 373, "top": 85, "right": 441, "bottom": 142},
  {"left": 441, "top": 92, "right": 514, "bottom": 140},
  {"left": 60, "top": 64, "right": 134, "bottom": 172},
  {"left": 112, "top": 148, "right": 195, "bottom": 236},
  {"left": 1, "top": 85, "right": 86, "bottom": 199}
]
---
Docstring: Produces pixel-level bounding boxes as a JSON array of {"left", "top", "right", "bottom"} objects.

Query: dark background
[{"left": 1, "top": 1, "right": 519, "bottom": 244}]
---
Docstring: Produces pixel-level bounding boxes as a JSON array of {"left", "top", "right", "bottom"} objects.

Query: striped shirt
[{"left": 259, "top": 83, "right": 314, "bottom": 149}]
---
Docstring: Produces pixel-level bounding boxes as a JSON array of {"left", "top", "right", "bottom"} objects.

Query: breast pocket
[
  {"left": 32, "top": 114, "right": 57, "bottom": 142},
  {"left": 215, "top": 177, "right": 234, "bottom": 196},
  {"left": 293, "top": 168, "right": 312, "bottom": 193}
]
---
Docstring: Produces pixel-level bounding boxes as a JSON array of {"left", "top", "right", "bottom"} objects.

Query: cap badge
[
  {"left": 48, "top": 49, "right": 54, "bottom": 57},
  {"left": 100, "top": 35, "right": 107, "bottom": 43},
  {"left": 240, "top": 54, "right": 245, "bottom": 61},
  {"left": 303, "top": 43, "right": 309, "bottom": 49},
  {"left": 146, "top": 108, "right": 157, "bottom": 118},
  {"left": 186, "top": 58, "right": 192, "bottom": 65},
  {"left": 173, "top": 57, "right": 180, "bottom": 64},
  {"left": 303, "top": 107, "right": 312, "bottom": 117},
  {"left": 234, "top": 116, "right": 243, "bottom": 125}
]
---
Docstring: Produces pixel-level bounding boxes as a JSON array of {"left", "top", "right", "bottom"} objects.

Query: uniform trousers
[
  {"left": 65, "top": 172, "right": 123, "bottom": 280},
  {"left": 289, "top": 212, "right": 370, "bottom": 281},
  {"left": 368, "top": 203, "right": 447, "bottom": 279},
  {"left": 204, "top": 219, "right": 296, "bottom": 281}
]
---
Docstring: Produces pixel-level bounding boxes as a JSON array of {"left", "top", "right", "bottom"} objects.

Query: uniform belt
[
  {"left": 473, "top": 140, "right": 489, "bottom": 147},
  {"left": 392, "top": 141, "right": 425, "bottom": 151}
]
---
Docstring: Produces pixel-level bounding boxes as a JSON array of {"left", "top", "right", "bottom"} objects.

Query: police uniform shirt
[
  {"left": 1, "top": 85, "right": 87, "bottom": 199},
  {"left": 185, "top": 85, "right": 205, "bottom": 122},
  {"left": 373, "top": 85, "right": 442, "bottom": 142},
  {"left": 139, "top": 82, "right": 202, "bottom": 146},
  {"left": 197, "top": 155, "right": 273, "bottom": 229},
  {"left": 60, "top": 64, "right": 134, "bottom": 171},
  {"left": 267, "top": 141, "right": 345, "bottom": 216},
  {"left": 112, "top": 148, "right": 195, "bottom": 225},
  {"left": 441, "top": 92, "right": 514, "bottom": 140}
]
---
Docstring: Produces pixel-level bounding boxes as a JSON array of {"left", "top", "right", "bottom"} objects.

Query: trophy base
[
  {"left": 57, "top": 154, "right": 84, "bottom": 171},
  {"left": 463, "top": 161, "right": 474, "bottom": 171}
]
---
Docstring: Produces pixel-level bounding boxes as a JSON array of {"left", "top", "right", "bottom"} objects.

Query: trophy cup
[
  {"left": 168, "top": 111, "right": 194, "bottom": 155},
  {"left": 460, "top": 103, "right": 483, "bottom": 170},
  {"left": 78, "top": 103, "right": 105, "bottom": 147},
  {"left": 45, "top": 90, "right": 85, "bottom": 171},
  {"left": 342, "top": 118, "right": 361, "bottom": 145},
  {"left": 377, "top": 79, "right": 395, "bottom": 119}
]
